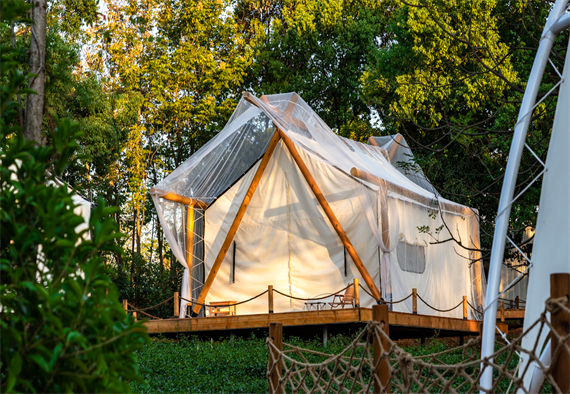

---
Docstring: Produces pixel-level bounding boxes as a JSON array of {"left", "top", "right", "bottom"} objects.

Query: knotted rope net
[{"left": 266, "top": 296, "right": 569, "bottom": 393}]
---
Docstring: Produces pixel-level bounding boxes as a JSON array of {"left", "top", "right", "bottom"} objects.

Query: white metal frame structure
[{"left": 480, "top": 1, "right": 570, "bottom": 392}]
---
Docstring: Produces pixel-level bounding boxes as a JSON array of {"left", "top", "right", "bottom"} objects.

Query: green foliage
[
  {"left": 0, "top": 8, "right": 149, "bottom": 389},
  {"left": 110, "top": 251, "right": 185, "bottom": 319},
  {"left": 240, "top": 0, "right": 389, "bottom": 140},
  {"left": 361, "top": 0, "right": 569, "bottom": 253}
]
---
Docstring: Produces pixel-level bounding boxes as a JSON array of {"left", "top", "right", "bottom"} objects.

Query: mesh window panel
[
  {"left": 396, "top": 239, "right": 427, "bottom": 274},
  {"left": 192, "top": 209, "right": 205, "bottom": 317}
]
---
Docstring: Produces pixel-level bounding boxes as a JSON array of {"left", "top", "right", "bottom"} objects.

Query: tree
[
  {"left": 361, "top": 0, "right": 568, "bottom": 256},
  {"left": 23, "top": 0, "right": 47, "bottom": 144},
  {"left": 83, "top": 0, "right": 254, "bottom": 255},
  {"left": 238, "top": 0, "right": 390, "bottom": 141}
]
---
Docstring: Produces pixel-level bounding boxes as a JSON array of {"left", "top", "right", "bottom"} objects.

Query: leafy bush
[
  {"left": 0, "top": 3, "right": 149, "bottom": 391},
  {"left": 110, "top": 251, "right": 185, "bottom": 319}
]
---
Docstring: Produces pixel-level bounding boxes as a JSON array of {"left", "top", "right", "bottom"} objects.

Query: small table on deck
[
  {"left": 209, "top": 301, "right": 237, "bottom": 317},
  {"left": 304, "top": 302, "right": 328, "bottom": 311}
]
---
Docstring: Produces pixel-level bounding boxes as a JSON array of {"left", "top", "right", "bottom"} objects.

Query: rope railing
[
  {"left": 416, "top": 294, "right": 464, "bottom": 313},
  {"left": 121, "top": 281, "right": 498, "bottom": 321},
  {"left": 265, "top": 290, "right": 570, "bottom": 394},
  {"left": 359, "top": 284, "right": 413, "bottom": 305},
  {"left": 126, "top": 303, "right": 162, "bottom": 320},
  {"left": 181, "top": 289, "right": 269, "bottom": 309},
  {"left": 273, "top": 285, "right": 351, "bottom": 301},
  {"left": 126, "top": 296, "right": 174, "bottom": 312}
]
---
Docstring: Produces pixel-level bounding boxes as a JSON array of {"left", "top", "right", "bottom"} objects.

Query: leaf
[
  {"left": 29, "top": 354, "right": 51, "bottom": 372},
  {"left": 6, "top": 353, "right": 22, "bottom": 392}
]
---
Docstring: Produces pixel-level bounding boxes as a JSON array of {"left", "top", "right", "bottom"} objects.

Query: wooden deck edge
[{"left": 144, "top": 308, "right": 494, "bottom": 335}]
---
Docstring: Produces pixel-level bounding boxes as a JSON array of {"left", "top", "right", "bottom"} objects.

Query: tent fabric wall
[
  {"left": 387, "top": 194, "right": 482, "bottom": 319},
  {"left": 204, "top": 141, "right": 379, "bottom": 315}
]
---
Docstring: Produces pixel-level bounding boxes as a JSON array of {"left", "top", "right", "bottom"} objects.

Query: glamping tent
[{"left": 150, "top": 93, "right": 486, "bottom": 319}]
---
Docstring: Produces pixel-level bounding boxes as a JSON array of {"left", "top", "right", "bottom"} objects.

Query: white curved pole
[
  {"left": 526, "top": 339, "right": 551, "bottom": 394},
  {"left": 479, "top": 1, "right": 569, "bottom": 392}
]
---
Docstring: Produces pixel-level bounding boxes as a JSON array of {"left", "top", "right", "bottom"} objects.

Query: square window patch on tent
[{"left": 396, "top": 234, "right": 427, "bottom": 274}]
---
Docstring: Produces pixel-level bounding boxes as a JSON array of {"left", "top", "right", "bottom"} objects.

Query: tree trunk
[
  {"left": 24, "top": 0, "right": 47, "bottom": 144},
  {"left": 136, "top": 208, "right": 141, "bottom": 255},
  {"left": 149, "top": 217, "right": 155, "bottom": 264},
  {"left": 158, "top": 222, "right": 164, "bottom": 275}
]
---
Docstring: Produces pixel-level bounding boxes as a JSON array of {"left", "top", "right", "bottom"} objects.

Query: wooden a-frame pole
[
  {"left": 245, "top": 93, "right": 382, "bottom": 301},
  {"left": 275, "top": 127, "right": 382, "bottom": 301},
  {"left": 191, "top": 131, "right": 282, "bottom": 316}
]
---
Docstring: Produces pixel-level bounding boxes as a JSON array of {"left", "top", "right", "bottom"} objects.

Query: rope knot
[{"left": 546, "top": 296, "right": 568, "bottom": 314}]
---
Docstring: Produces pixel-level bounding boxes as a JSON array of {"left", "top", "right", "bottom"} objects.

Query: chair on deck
[{"left": 329, "top": 285, "right": 355, "bottom": 309}]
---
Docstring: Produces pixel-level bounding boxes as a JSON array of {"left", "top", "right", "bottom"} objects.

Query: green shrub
[
  {"left": 0, "top": 4, "right": 149, "bottom": 390},
  {"left": 110, "top": 251, "right": 185, "bottom": 319}
]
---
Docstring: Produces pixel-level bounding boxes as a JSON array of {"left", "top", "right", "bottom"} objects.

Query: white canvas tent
[{"left": 150, "top": 93, "right": 486, "bottom": 319}]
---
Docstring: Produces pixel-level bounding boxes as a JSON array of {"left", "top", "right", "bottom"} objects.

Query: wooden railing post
[
  {"left": 268, "top": 322, "right": 283, "bottom": 393},
  {"left": 268, "top": 285, "right": 274, "bottom": 314},
  {"left": 354, "top": 278, "right": 360, "bottom": 308},
  {"left": 500, "top": 301, "right": 505, "bottom": 322},
  {"left": 174, "top": 292, "right": 179, "bottom": 317},
  {"left": 412, "top": 288, "right": 417, "bottom": 314},
  {"left": 373, "top": 305, "right": 390, "bottom": 394},
  {"left": 133, "top": 311, "right": 137, "bottom": 321},
  {"left": 515, "top": 295, "right": 520, "bottom": 309},
  {"left": 122, "top": 299, "right": 127, "bottom": 312},
  {"left": 551, "top": 273, "right": 570, "bottom": 394},
  {"left": 463, "top": 296, "right": 467, "bottom": 320}
]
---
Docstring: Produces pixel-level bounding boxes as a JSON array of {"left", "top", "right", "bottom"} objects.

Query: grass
[{"left": 131, "top": 330, "right": 551, "bottom": 393}]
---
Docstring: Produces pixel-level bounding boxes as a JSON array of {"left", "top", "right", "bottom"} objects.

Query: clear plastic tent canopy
[
  {"left": 151, "top": 92, "right": 486, "bottom": 318},
  {"left": 369, "top": 135, "right": 440, "bottom": 196}
]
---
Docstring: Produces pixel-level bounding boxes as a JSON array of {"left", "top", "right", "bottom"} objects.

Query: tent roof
[{"left": 151, "top": 92, "right": 474, "bottom": 216}]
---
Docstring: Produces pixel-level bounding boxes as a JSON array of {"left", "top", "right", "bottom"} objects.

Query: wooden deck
[{"left": 144, "top": 308, "right": 510, "bottom": 339}]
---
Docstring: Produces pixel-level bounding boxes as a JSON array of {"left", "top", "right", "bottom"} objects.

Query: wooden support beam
[
  {"left": 278, "top": 129, "right": 382, "bottom": 301},
  {"left": 174, "top": 292, "right": 179, "bottom": 317},
  {"left": 368, "top": 136, "right": 379, "bottom": 147},
  {"left": 412, "top": 288, "right": 417, "bottom": 314},
  {"left": 283, "top": 93, "right": 299, "bottom": 117},
  {"left": 551, "top": 273, "right": 570, "bottom": 394},
  {"left": 186, "top": 206, "right": 194, "bottom": 300},
  {"left": 122, "top": 299, "right": 127, "bottom": 312},
  {"left": 268, "top": 322, "right": 283, "bottom": 394},
  {"left": 380, "top": 185, "right": 391, "bottom": 299},
  {"left": 191, "top": 131, "right": 282, "bottom": 316},
  {"left": 463, "top": 296, "right": 467, "bottom": 320},
  {"left": 245, "top": 92, "right": 308, "bottom": 132},
  {"left": 373, "top": 305, "right": 391, "bottom": 394},
  {"left": 350, "top": 167, "right": 475, "bottom": 217},
  {"left": 500, "top": 302, "right": 505, "bottom": 322},
  {"left": 149, "top": 188, "right": 209, "bottom": 209},
  {"left": 387, "top": 134, "right": 403, "bottom": 161},
  {"left": 245, "top": 92, "right": 382, "bottom": 301},
  {"left": 268, "top": 285, "right": 274, "bottom": 314},
  {"left": 366, "top": 136, "right": 389, "bottom": 160},
  {"left": 354, "top": 279, "right": 360, "bottom": 308}
]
